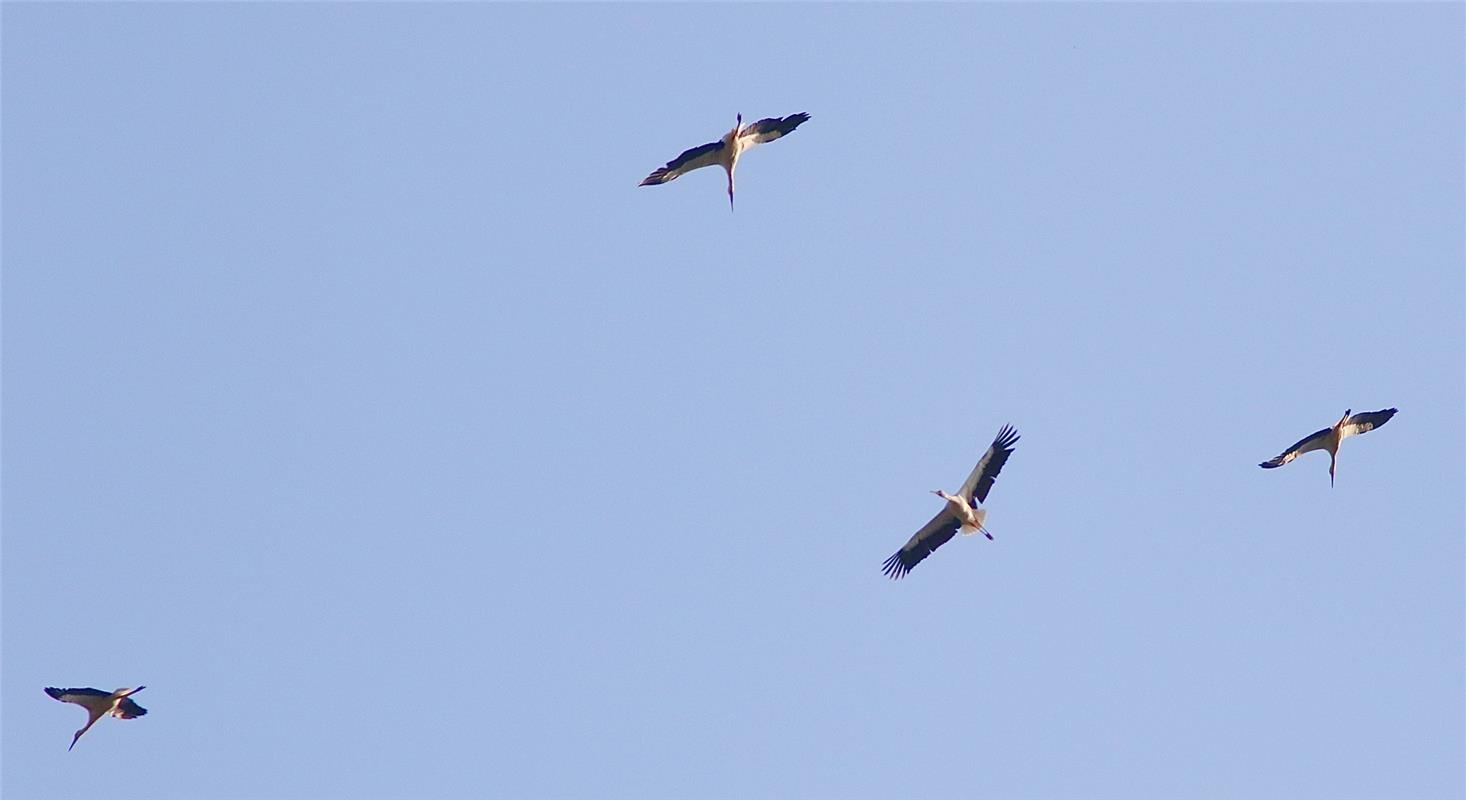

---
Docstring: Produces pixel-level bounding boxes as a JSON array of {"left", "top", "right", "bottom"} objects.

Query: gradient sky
[{"left": 4, "top": 4, "right": 1463, "bottom": 799}]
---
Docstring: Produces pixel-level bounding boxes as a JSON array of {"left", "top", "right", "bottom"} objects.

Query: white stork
[
  {"left": 639, "top": 112, "right": 810, "bottom": 210},
  {"left": 883, "top": 425, "right": 1019, "bottom": 579},
  {"left": 45, "top": 686, "right": 148, "bottom": 750},
  {"left": 1259, "top": 407, "right": 1397, "bottom": 486}
]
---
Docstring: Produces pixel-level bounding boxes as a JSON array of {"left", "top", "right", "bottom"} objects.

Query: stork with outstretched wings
[
  {"left": 1259, "top": 408, "right": 1397, "bottom": 486},
  {"left": 45, "top": 686, "right": 148, "bottom": 750},
  {"left": 640, "top": 112, "right": 810, "bottom": 210},
  {"left": 883, "top": 425, "right": 1019, "bottom": 579}
]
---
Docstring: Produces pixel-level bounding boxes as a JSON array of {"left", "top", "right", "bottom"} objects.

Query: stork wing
[
  {"left": 736, "top": 112, "right": 810, "bottom": 146},
  {"left": 114, "top": 697, "right": 148, "bottom": 719},
  {"left": 639, "top": 140, "right": 726, "bottom": 186},
  {"left": 957, "top": 425, "right": 1020, "bottom": 504},
  {"left": 1341, "top": 407, "right": 1397, "bottom": 439},
  {"left": 1258, "top": 426, "right": 1332, "bottom": 468},
  {"left": 45, "top": 687, "right": 109, "bottom": 706},
  {"left": 882, "top": 508, "right": 960, "bottom": 579}
]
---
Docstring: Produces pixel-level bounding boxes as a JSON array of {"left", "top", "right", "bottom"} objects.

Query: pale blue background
[{"left": 4, "top": 4, "right": 1462, "bottom": 799}]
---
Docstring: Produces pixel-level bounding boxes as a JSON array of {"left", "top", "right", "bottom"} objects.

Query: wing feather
[
  {"left": 882, "top": 509, "right": 959, "bottom": 579},
  {"left": 114, "top": 697, "right": 148, "bottom": 719},
  {"left": 1341, "top": 407, "right": 1397, "bottom": 439},
  {"left": 639, "top": 140, "right": 726, "bottom": 186},
  {"left": 958, "top": 425, "right": 1020, "bottom": 503},
  {"left": 1259, "top": 426, "right": 1332, "bottom": 468},
  {"left": 736, "top": 112, "right": 811, "bottom": 146},
  {"left": 46, "top": 687, "right": 109, "bottom": 704}
]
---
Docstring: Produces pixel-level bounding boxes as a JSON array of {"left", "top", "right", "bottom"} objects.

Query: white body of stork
[
  {"left": 45, "top": 686, "right": 148, "bottom": 750},
  {"left": 639, "top": 112, "right": 810, "bottom": 210},
  {"left": 883, "top": 425, "right": 1019, "bottom": 579},
  {"left": 1259, "top": 407, "right": 1397, "bottom": 486}
]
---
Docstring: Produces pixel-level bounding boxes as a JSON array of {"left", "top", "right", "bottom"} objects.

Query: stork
[
  {"left": 639, "top": 112, "right": 810, "bottom": 210},
  {"left": 1259, "top": 407, "right": 1397, "bottom": 486},
  {"left": 45, "top": 686, "right": 148, "bottom": 750},
  {"left": 883, "top": 425, "right": 1019, "bottom": 579}
]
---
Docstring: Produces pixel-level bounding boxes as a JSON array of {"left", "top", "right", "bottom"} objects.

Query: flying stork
[
  {"left": 639, "top": 112, "right": 810, "bottom": 210},
  {"left": 1259, "top": 407, "right": 1397, "bottom": 486},
  {"left": 883, "top": 425, "right": 1019, "bottom": 579},
  {"left": 45, "top": 686, "right": 148, "bottom": 750}
]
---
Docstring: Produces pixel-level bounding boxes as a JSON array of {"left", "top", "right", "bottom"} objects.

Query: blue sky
[{"left": 3, "top": 3, "right": 1462, "bottom": 799}]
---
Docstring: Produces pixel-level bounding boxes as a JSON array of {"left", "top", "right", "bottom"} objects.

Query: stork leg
[
  {"left": 1329, "top": 450, "right": 1337, "bottom": 488},
  {"left": 725, "top": 166, "right": 735, "bottom": 211}
]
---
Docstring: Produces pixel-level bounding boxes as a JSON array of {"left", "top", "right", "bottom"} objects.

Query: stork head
[
  {"left": 931, "top": 489, "right": 949, "bottom": 500},
  {"left": 1337, "top": 409, "right": 1352, "bottom": 428}
]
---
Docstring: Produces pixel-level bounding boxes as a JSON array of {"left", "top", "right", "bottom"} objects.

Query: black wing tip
[
  {"left": 881, "top": 552, "right": 911, "bottom": 580},
  {"left": 777, "top": 112, "right": 811, "bottom": 135},
  {"left": 1259, "top": 460, "right": 1281, "bottom": 469},
  {"left": 994, "top": 424, "right": 1020, "bottom": 449},
  {"left": 640, "top": 171, "right": 671, "bottom": 186},
  {"left": 46, "top": 687, "right": 106, "bottom": 699},
  {"left": 749, "top": 112, "right": 811, "bottom": 137}
]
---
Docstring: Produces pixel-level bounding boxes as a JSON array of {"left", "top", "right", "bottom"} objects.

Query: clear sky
[{"left": 3, "top": 3, "right": 1462, "bottom": 799}]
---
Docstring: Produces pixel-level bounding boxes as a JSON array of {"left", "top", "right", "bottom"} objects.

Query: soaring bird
[
  {"left": 883, "top": 425, "right": 1019, "bottom": 579},
  {"left": 1259, "top": 408, "right": 1397, "bottom": 486},
  {"left": 639, "top": 112, "right": 810, "bottom": 210},
  {"left": 45, "top": 686, "right": 148, "bottom": 750}
]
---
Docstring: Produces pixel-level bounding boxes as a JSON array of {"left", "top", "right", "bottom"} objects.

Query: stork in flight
[
  {"left": 45, "top": 686, "right": 147, "bottom": 750},
  {"left": 883, "top": 425, "right": 1019, "bottom": 579},
  {"left": 639, "top": 112, "right": 810, "bottom": 210},
  {"left": 1259, "top": 408, "right": 1397, "bottom": 486}
]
